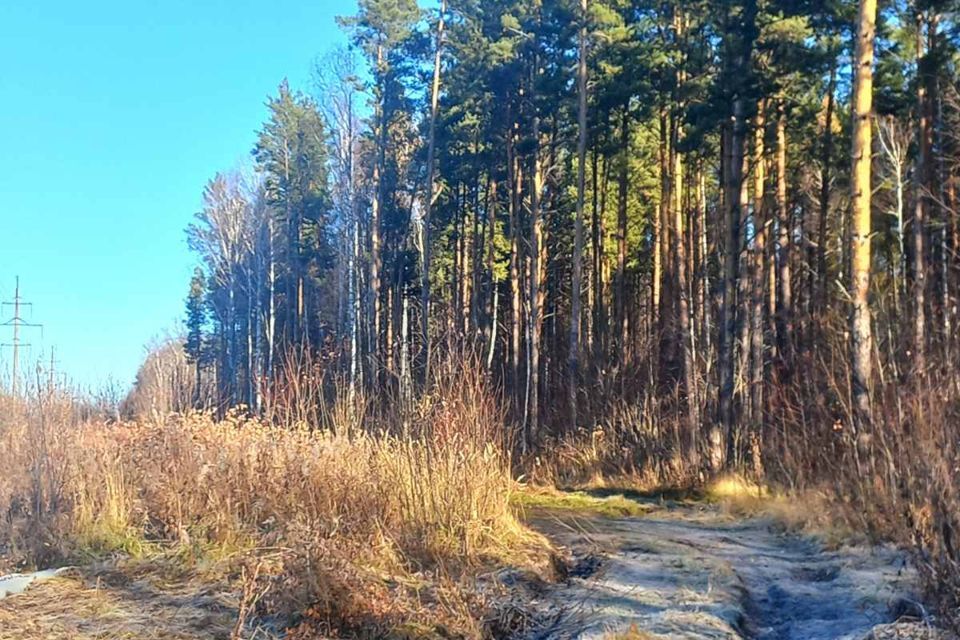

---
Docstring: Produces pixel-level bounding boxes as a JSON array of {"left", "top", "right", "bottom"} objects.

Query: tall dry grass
[
  {"left": 523, "top": 309, "right": 960, "bottom": 629},
  {"left": 776, "top": 366, "right": 960, "bottom": 628},
  {"left": 0, "top": 364, "right": 543, "bottom": 637},
  {"left": 749, "top": 314, "right": 960, "bottom": 629}
]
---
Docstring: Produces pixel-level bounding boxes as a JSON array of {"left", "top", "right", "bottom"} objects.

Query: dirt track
[
  {"left": 528, "top": 500, "right": 939, "bottom": 640},
  {"left": 0, "top": 499, "right": 944, "bottom": 639}
]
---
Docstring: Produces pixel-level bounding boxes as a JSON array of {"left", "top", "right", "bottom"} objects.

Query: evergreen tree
[
  {"left": 253, "top": 81, "right": 331, "bottom": 347},
  {"left": 174, "top": 0, "right": 960, "bottom": 475},
  {"left": 184, "top": 266, "right": 207, "bottom": 407}
]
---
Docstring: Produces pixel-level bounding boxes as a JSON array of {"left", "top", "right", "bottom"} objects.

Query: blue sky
[{"left": 0, "top": 1, "right": 353, "bottom": 391}]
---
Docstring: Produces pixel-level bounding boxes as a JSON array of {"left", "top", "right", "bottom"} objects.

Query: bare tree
[
  {"left": 123, "top": 335, "right": 211, "bottom": 419},
  {"left": 188, "top": 172, "right": 255, "bottom": 407},
  {"left": 876, "top": 114, "right": 910, "bottom": 307},
  {"left": 315, "top": 48, "right": 364, "bottom": 398}
]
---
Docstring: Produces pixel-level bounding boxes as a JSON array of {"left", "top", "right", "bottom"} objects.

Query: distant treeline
[{"left": 149, "top": 0, "right": 960, "bottom": 470}]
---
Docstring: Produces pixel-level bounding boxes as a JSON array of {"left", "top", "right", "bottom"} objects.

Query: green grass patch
[
  {"left": 582, "top": 484, "right": 706, "bottom": 504},
  {"left": 72, "top": 522, "right": 154, "bottom": 561},
  {"left": 512, "top": 488, "right": 653, "bottom": 518},
  {"left": 389, "top": 622, "right": 451, "bottom": 639}
]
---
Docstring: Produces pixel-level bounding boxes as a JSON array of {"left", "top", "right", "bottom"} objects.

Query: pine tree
[
  {"left": 184, "top": 266, "right": 207, "bottom": 407},
  {"left": 252, "top": 82, "right": 330, "bottom": 347}
]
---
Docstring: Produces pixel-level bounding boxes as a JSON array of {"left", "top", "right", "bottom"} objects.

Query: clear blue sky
[{"left": 0, "top": 1, "right": 354, "bottom": 391}]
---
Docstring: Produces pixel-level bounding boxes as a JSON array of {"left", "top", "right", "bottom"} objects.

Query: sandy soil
[{"left": 527, "top": 502, "right": 947, "bottom": 640}]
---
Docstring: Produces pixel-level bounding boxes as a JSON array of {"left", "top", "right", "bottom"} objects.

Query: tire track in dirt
[{"left": 528, "top": 502, "right": 932, "bottom": 639}]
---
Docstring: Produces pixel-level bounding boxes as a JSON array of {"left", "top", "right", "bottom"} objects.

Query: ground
[
  {"left": 1, "top": 492, "right": 954, "bottom": 639},
  {"left": 0, "top": 558, "right": 244, "bottom": 640},
  {"left": 522, "top": 492, "right": 950, "bottom": 640}
]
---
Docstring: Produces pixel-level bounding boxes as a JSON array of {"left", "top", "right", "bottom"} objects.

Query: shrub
[{"left": 0, "top": 364, "right": 544, "bottom": 637}]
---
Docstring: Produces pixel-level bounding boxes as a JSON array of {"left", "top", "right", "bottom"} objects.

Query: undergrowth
[
  {"left": 0, "top": 365, "right": 550, "bottom": 639},
  {"left": 512, "top": 487, "right": 654, "bottom": 518}
]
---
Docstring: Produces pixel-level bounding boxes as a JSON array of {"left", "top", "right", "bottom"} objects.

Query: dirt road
[
  {"left": 0, "top": 498, "right": 943, "bottom": 639},
  {"left": 528, "top": 500, "right": 938, "bottom": 640}
]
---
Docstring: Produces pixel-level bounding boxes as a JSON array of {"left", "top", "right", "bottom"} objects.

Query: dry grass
[
  {"left": 701, "top": 475, "right": 862, "bottom": 548},
  {"left": 758, "top": 325, "right": 960, "bottom": 629},
  {"left": 604, "top": 625, "right": 659, "bottom": 639},
  {"left": 526, "top": 420, "right": 686, "bottom": 491},
  {"left": 0, "top": 366, "right": 548, "bottom": 638},
  {"left": 841, "top": 376, "right": 960, "bottom": 628},
  {"left": 531, "top": 317, "right": 960, "bottom": 631},
  {"left": 704, "top": 474, "right": 767, "bottom": 502},
  {"left": 0, "top": 562, "right": 240, "bottom": 640}
]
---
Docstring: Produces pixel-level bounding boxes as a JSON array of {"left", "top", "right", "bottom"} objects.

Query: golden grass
[
  {"left": 604, "top": 624, "right": 660, "bottom": 639},
  {"left": 702, "top": 474, "right": 862, "bottom": 548},
  {"left": 704, "top": 474, "right": 768, "bottom": 502},
  {"left": 0, "top": 371, "right": 548, "bottom": 638}
]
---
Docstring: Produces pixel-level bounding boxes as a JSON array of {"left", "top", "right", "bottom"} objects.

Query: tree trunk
[
  {"left": 528, "top": 81, "right": 544, "bottom": 450},
  {"left": 486, "top": 178, "right": 498, "bottom": 360},
  {"left": 470, "top": 169, "right": 483, "bottom": 335},
  {"left": 569, "top": 0, "right": 588, "bottom": 433},
  {"left": 508, "top": 135, "right": 522, "bottom": 400},
  {"left": 775, "top": 99, "right": 793, "bottom": 359},
  {"left": 850, "top": 0, "right": 878, "bottom": 431},
  {"left": 656, "top": 108, "right": 668, "bottom": 333},
  {"left": 420, "top": 0, "right": 445, "bottom": 381},
  {"left": 587, "top": 146, "right": 596, "bottom": 354},
  {"left": 736, "top": 153, "right": 751, "bottom": 417},
  {"left": 266, "top": 214, "right": 277, "bottom": 389},
  {"left": 674, "top": 119, "right": 697, "bottom": 462},
  {"left": 696, "top": 166, "right": 710, "bottom": 362},
  {"left": 817, "top": 63, "right": 837, "bottom": 312},
  {"left": 370, "top": 44, "right": 385, "bottom": 385},
  {"left": 911, "top": 12, "right": 929, "bottom": 376},
  {"left": 616, "top": 108, "right": 631, "bottom": 361},
  {"left": 614, "top": 105, "right": 632, "bottom": 364},
  {"left": 749, "top": 105, "right": 766, "bottom": 437},
  {"left": 351, "top": 212, "right": 362, "bottom": 396},
  {"left": 597, "top": 153, "right": 610, "bottom": 361},
  {"left": 718, "top": 91, "right": 749, "bottom": 469}
]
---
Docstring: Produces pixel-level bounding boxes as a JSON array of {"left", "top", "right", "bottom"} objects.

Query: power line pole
[
  {"left": 2, "top": 277, "right": 42, "bottom": 396},
  {"left": 47, "top": 345, "right": 64, "bottom": 389}
]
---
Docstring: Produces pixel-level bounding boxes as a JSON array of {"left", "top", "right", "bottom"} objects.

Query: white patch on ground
[
  {"left": 0, "top": 568, "right": 72, "bottom": 599},
  {"left": 530, "top": 505, "right": 938, "bottom": 640}
]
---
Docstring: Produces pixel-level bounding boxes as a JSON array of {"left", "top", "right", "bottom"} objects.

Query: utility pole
[
  {"left": 2, "top": 277, "right": 42, "bottom": 396},
  {"left": 47, "top": 345, "right": 63, "bottom": 389}
]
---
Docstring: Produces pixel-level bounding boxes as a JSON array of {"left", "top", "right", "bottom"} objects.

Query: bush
[{"left": 0, "top": 365, "right": 544, "bottom": 637}]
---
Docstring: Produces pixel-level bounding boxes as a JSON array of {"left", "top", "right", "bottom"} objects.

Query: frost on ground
[
  {"left": 0, "top": 568, "right": 72, "bottom": 599},
  {"left": 528, "top": 500, "right": 948, "bottom": 640},
  {"left": 0, "top": 560, "right": 243, "bottom": 640},
  {"left": 0, "top": 499, "right": 950, "bottom": 640}
]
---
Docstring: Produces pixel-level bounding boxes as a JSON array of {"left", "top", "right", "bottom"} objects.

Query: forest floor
[
  {"left": 0, "top": 490, "right": 954, "bottom": 640},
  {"left": 520, "top": 489, "right": 952, "bottom": 640},
  {"left": 0, "top": 557, "right": 245, "bottom": 639}
]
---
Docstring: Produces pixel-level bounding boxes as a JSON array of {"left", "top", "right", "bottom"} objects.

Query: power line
[
  {"left": 1, "top": 276, "right": 43, "bottom": 395},
  {"left": 45, "top": 345, "right": 65, "bottom": 389}
]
